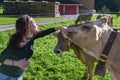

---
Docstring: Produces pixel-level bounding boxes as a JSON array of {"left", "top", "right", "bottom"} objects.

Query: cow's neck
[{"left": 77, "top": 28, "right": 113, "bottom": 60}]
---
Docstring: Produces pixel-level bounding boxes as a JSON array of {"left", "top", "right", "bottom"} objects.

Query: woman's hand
[
  {"left": 3, "top": 58, "right": 30, "bottom": 69},
  {"left": 14, "top": 58, "right": 30, "bottom": 69},
  {"left": 55, "top": 27, "right": 68, "bottom": 34},
  {"left": 55, "top": 26, "right": 61, "bottom": 31}
]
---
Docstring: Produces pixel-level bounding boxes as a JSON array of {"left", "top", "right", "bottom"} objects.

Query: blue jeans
[{"left": 0, "top": 73, "right": 23, "bottom": 80}]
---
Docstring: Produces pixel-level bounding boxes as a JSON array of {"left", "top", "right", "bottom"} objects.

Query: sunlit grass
[
  {"left": 0, "top": 14, "right": 57, "bottom": 25},
  {"left": 0, "top": 8, "right": 3, "bottom": 14}
]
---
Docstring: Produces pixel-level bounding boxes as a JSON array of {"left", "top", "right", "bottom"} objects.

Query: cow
[
  {"left": 61, "top": 17, "right": 120, "bottom": 80},
  {"left": 53, "top": 31, "right": 96, "bottom": 80},
  {"left": 75, "top": 13, "right": 93, "bottom": 24},
  {"left": 96, "top": 14, "right": 113, "bottom": 27}
]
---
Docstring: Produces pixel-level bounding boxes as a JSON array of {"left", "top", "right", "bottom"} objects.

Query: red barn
[
  {"left": 43, "top": 0, "right": 95, "bottom": 15},
  {"left": 42, "top": 0, "right": 82, "bottom": 15},
  {"left": 57, "top": 0, "right": 82, "bottom": 15}
]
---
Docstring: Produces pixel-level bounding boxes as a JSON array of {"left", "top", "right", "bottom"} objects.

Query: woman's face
[{"left": 29, "top": 18, "right": 39, "bottom": 33}]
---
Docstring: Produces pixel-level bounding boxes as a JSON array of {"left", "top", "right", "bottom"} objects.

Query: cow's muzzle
[{"left": 54, "top": 49, "right": 63, "bottom": 54}]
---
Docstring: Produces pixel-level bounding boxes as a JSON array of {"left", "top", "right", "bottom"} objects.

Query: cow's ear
[
  {"left": 52, "top": 32, "right": 58, "bottom": 37},
  {"left": 102, "top": 17, "right": 108, "bottom": 23}
]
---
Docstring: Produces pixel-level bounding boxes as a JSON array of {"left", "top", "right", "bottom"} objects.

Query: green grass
[
  {"left": 0, "top": 15, "right": 18, "bottom": 25},
  {"left": 0, "top": 8, "right": 3, "bottom": 14},
  {"left": 0, "top": 20, "right": 112, "bottom": 80},
  {"left": 0, "top": 14, "right": 57, "bottom": 25},
  {"left": 113, "top": 15, "right": 120, "bottom": 27}
]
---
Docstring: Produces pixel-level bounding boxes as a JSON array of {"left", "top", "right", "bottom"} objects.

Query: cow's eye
[{"left": 82, "top": 25, "right": 91, "bottom": 31}]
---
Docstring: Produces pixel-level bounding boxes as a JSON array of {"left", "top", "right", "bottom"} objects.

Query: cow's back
[{"left": 75, "top": 14, "right": 93, "bottom": 24}]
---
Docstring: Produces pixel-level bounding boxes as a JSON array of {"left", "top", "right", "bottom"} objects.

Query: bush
[{"left": 98, "top": 5, "right": 110, "bottom": 13}]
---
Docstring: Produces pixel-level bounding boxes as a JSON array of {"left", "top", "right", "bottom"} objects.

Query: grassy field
[
  {"left": 0, "top": 11, "right": 120, "bottom": 79},
  {"left": 0, "top": 14, "right": 57, "bottom": 25}
]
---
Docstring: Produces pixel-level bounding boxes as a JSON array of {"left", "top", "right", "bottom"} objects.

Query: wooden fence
[{"left": 3, "top": 1, "right": 60, "bottom": 17}]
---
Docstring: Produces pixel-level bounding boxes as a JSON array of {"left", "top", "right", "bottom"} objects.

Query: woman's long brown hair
[{"left": 8, "top": 15, "right": 31, "bottom": 48}]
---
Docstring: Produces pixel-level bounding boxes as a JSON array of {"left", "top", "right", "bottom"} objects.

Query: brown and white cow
[
  {"left": 96, "top": 14, "right": 113, "bottom": 27},
  {"left": 61, "top": 17, "right": 120, "bottom": 80},
  {"left": 53, "top": 31, "right": 96, "bottom": 80},
  {"left": 75, "top": 13, "right": 93, "bottom": 24}
]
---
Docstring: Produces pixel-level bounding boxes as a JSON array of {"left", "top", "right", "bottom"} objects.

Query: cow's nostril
[{"left": 54, "top": 49, "right": 62, "bottom": 54}]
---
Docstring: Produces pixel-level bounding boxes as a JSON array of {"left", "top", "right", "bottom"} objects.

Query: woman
[{"left": 0, "top": 15, "right": 65, "bottom": 80}]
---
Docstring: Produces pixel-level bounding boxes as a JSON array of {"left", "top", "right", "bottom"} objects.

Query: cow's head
[
  {"left": 62, "top": 17, "right": 111, "bottom": 41},
  {"left": 61, "top": 17, "right": 113, "bottom": 58},
  {"left": 53, "top": 31, "right": 70, "bottom": 54}
]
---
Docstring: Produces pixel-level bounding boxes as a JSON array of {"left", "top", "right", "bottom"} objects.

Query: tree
[
  {"left": 98, "top": 5, "right": 110, "bottom": 13},
  {"left": 0, "top": 0, "right": 3, "bottom": 3},
  {"left": 95, "top": 0, "right": 120, "bottom": 12}
]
